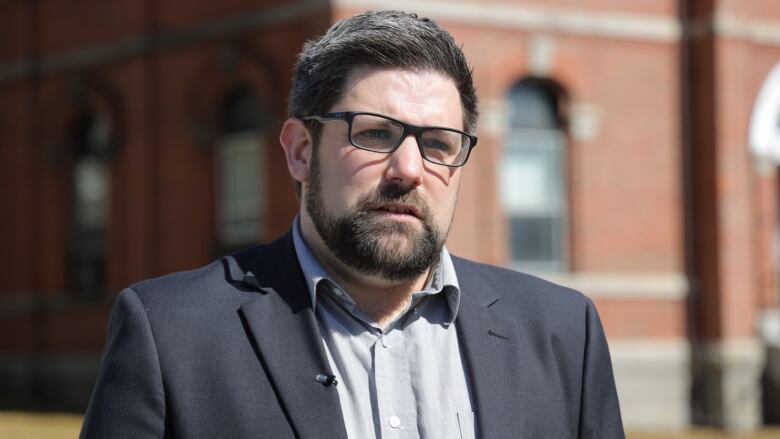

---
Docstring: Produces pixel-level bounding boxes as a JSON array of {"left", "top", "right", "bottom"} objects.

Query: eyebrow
[{"left": 371, "top": 119, "right": 397, "bottom": 128}]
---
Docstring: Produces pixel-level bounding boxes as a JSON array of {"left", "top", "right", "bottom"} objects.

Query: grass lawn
[{"left": 0, "top": 412, "right": 82, "bottom": 439}]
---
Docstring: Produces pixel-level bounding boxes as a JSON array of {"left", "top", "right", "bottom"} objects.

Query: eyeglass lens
[{"left": 350, "top": 114, "right": 467, "bottom": 165}]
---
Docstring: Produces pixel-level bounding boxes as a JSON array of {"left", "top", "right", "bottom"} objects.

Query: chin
[{"left": 373, "top": 232, "right": 418, "bottom": 254}]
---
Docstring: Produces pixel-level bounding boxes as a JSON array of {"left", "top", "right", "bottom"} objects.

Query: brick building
[{"left": 1, "top": 0, "right": 778, "bottom": 433}]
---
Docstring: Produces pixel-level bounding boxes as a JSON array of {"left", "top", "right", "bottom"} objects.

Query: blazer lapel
[
  {"left": 453, "top": 258, "right": 529, "bottom": 439},
  {"left": 235, "top": 233, "right": 348, "bottom": 439}
]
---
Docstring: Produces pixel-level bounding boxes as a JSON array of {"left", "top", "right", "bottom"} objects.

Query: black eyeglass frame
[{"left": 303, "top": 111, "right": 478, "bottom": 168}]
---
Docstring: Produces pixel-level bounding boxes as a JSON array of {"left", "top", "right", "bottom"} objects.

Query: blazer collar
[
  {"left": 453, "top": 257, "right": 529, "bottom": 438},
  {"left": 232, "top": 232, "right": 348, "bottom": 439}
]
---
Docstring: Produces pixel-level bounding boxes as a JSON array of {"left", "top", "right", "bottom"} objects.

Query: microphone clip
[{"left": 315, "top": 373, "right": 338, "bottom": 387}]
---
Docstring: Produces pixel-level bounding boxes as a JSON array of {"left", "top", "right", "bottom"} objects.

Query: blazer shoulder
[
  {"left": 128, "top": 260, "right": 223, "bottom": 300},
  {"left": 126, "top": 244, "right": 266, "bottom": 308},
  {"left": 451, "top": 255, "right": 591, "bottom": 312}
]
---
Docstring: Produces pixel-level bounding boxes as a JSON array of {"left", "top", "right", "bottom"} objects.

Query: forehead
[{"left": 333, "top": 67, "right": 463, "bottom": 130}]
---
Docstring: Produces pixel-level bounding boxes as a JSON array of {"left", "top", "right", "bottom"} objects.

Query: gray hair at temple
[{"left": 288, "top": 10, "right": 479, "bottom": 136}]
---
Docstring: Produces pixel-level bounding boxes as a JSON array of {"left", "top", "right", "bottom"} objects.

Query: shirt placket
[{"left": 373, "top": 328, "right": 418, "bottom": 439}]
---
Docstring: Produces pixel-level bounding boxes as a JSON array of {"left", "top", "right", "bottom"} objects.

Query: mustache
[{"left": 356, "top": 183, "right": 431, "bottom": 221}]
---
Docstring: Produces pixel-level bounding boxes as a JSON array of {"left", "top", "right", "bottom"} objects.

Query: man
[{"left": 82, "top": 10, "right": 624, "bottom": 439}]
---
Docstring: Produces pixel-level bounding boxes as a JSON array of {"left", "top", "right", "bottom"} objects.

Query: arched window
[
  {"left": 500, "top": 79, "right": 567, "bottom": 271},
  {"left": 215, "top": 86, "right": 266, "bottom": 253},
  {"left": 71, "top": 109, "right": 113, "bottom": 298}
]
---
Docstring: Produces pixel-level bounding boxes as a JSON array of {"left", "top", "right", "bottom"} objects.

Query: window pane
[
  {"left": 500, "top": 130, "right": 563, "bottom": 215},
  {"left": 508, "top": 84, "right": 558, "bottom": 129},
  {"left": 216, "top": 132, "right": 264, "bottom": 247},
  {"left": 511, "top": 216, "right": 551, "bottom": 262},
  {"left": 73, "top": 158, "right": 109, "bottom": 298},
  {"left": 222, "top": 87, "right": 264, "bottom": 133},
  {"left": 74, "top": 157, "right": 109, "bottom": 231}
]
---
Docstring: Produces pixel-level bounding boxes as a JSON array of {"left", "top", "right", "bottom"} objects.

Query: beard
[{"left": 305, "top": 152, "right": 447, "bottom": 282}]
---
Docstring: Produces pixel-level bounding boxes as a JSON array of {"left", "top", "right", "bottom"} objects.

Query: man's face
[{"left": 302, "top": 67, "right": 465, "bottom": 281}]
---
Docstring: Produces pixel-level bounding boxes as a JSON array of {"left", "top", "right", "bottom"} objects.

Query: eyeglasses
[{"left": 303, "top": 111, "right": 477, "bottom": 167}]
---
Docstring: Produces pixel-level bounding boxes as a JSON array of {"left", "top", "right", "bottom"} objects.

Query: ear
[{"left": 279, "top": 117, "right": 313, "bottom": 184}]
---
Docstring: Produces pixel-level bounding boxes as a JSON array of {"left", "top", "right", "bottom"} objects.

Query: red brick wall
[{"left": 0, "top": 0, "right": 329, "bottom": 356}]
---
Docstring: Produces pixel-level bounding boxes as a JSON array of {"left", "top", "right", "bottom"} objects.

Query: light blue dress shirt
[{"left": 292, "top": 217, "right": 475, "bottom": 439}]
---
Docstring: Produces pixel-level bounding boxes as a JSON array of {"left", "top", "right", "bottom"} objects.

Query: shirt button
[
  {"left": 389, "top": 416, "right": 401, "bottom": 428},
  {"left": 380, "top": 336, "right": 390, "bottom": 348}
]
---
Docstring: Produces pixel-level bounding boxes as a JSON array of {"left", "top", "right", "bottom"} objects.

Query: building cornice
[
  {"left": 713, "top": 11, "right": 780, "bottom": 46},
  {"left": 5, "top": 1, "right": 779, "bottom": 86},
  {"left": 0, "top": 0, "right": 328, "bottom": 84},
  {"left": 335, "top": 0, "right": 681, "bottom": 42},
  {"left": 338, "top": 0, "right": 780, "bottom": 47}
]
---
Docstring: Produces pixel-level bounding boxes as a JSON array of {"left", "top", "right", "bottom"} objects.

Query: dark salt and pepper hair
[{"left": 288, "top": 10, "right": 479, "bottom": 135}]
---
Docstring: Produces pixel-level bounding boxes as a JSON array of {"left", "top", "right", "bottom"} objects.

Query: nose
[{"left": 384, "top": 134, "right": 424, "bottom": 188}]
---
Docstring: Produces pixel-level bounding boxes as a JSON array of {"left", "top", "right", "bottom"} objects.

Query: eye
[{"left": 421, "top": 137, "right": 454, "bottom": 152}]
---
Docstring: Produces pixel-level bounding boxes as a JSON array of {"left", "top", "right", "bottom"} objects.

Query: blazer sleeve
[
  {"left": 81, "top": 288, "right": 166, "bottom": 438},
  {"left": 579, "top": 297, "right": 625, "bottom": 439}
]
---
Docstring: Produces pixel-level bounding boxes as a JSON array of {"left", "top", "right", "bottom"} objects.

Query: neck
[
  {"left": 327, "top": 263, "right": 429, "bottom": 329},
  {"left": 300, "top": 215, "right": 431, "bottom": 329}
]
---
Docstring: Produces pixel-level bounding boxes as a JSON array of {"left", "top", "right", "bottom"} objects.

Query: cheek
[
  {"left": 338, "top": 156, "right": 384, "bottom": 191},
  {"left": 435, "top": 174, "right": 461, "bottom": 217},
  {"left": 326, "top": 166, "right": 374, "bottom": 210},
  {"left": 441, "top": 191, "right": 459, "bottom": 218},
  {"left": 440, "top": 169, "right": 461, "bottom": 198}
]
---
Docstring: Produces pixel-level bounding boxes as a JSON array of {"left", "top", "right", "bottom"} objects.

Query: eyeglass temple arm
[{"left": 302, "top": 113, "right": 348, "bottom": 123}]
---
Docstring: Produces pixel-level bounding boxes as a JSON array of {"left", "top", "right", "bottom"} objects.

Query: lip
[{"left": 372, "top": 203, "right": 422, "bottom": 219}]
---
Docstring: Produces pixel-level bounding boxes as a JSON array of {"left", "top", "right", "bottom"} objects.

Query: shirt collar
[{"left": 291, "top": 215, "right": 461, "bottom": 324}]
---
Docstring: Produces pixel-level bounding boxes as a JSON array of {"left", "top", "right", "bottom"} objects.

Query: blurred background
[{"left": 1, "top": 0, "right": 780, "bottom": 436}]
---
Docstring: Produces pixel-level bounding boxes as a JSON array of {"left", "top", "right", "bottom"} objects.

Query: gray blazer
[{"left": 81, "top": 231, "right": 624, "bottom": 438}]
